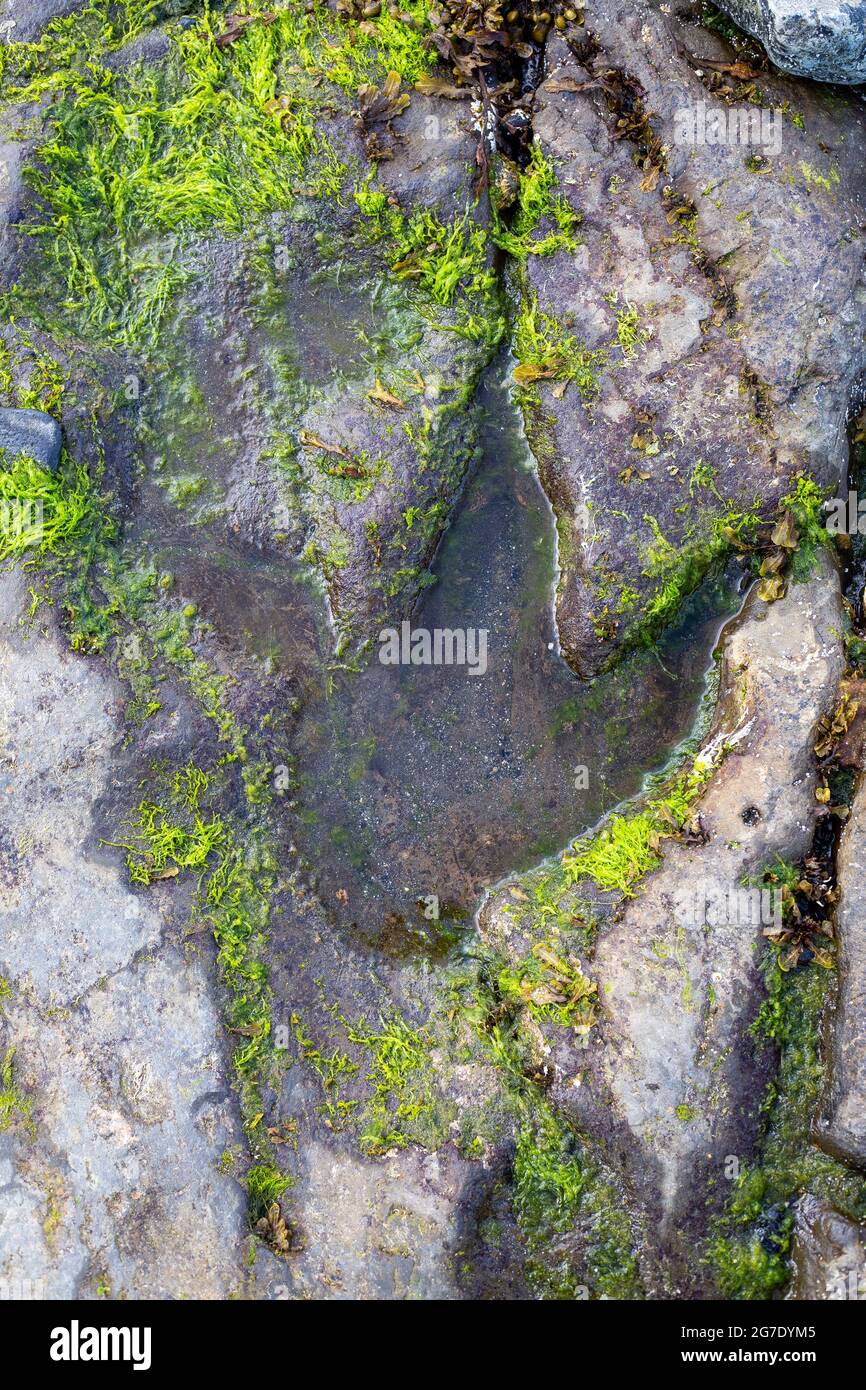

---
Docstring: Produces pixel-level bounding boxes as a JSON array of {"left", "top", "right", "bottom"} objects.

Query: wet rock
[
  {"left": 817, "top": 771, "right": 866, "bottom": 1167},
  {"left": 267, "top": 89, "right": 498, "bottom": 655},
  {"left": 0, "top": 135, "right": 24, "bottom": 256},
  {"left": 1, "top": 10, "right": 498, "bottom": 659},
  {"left": 256, "top": 1142, "right": 476, "bottom": 1299},
  {"left": 0, "top": 571, "right": 247, "bottom": 1298},
  {"left": 0, "top": 407, "right": 62, "bottom": 471},
  {"left": 588, "top": 559, "right": 842, "bottom": 1285},
  {"left": 517, "top": 10, "right": 866, "bottom": 676},
  {"left": 789, "top": 1194, "right": 866, "bottom": 1298},
  {"left": 714, "top": 0, "right": 866, "bottom": 84},
  {"left": 252, "top": 877, "right": 518, "bottom": 1299},
  {"left": 0, "top": 0, "right": 85, "bottom": 44},
  {"left": 482, "top": 555, "right": 844, "bottom": 1293}
]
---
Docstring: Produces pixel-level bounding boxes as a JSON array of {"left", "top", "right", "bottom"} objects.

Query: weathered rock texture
[
  {"left": 0, "top": 5, "right": 498, "bottom": 663},
  {"left": 483, "top": 555, "right": 844, "bottom": 1293},
  {"left": 2, "top": 0, "right": 865, "bottom": 1304},
  {"left": 519, "top": 4, "right": 866, "bottom": 675},
  {"left": 789, "top": 1194, "right": 866, "bottom": 1298},
  {"left": 591, "top": 561, "right": 842, "bottom": 1255},
  {"left": 818, "top": 771, "right": 866, "bottom": 1167},
  {"left": 715, "top": 0, "right": 866, "bottom": 84},
  {"left": 0, "top": 571, "right": 248, "bottom": 1298}
]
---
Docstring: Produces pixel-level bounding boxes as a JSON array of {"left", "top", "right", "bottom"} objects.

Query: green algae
[
  {"left": 354, "top": 183, "right": 506, "bottom": 347},
  {"left": 781, "top": 474, "right": 833, "bottom": 584},
  {"left": 562, "top": 750, "right": 717, "bottom": 897},
  {"left": 492, "top": 144, "right": 582, "bottom": 262},
  {"left": 498, "top": 940, "right": 597, "bottom": 1035},
  {"left": 291, "top": 1002, "right": 449, "bottom": 1155},
  {"left": 513, "top": 1110, "right": 638, "bottom": 1299},
  {"left": 0, "top": 1046, "right": 33, "bottom": 1136},
  {"left": 0, "top": 450, "right": 94, "bottom": 563},
  {"left": 1, "top": 0, "right": 441, "bottom": 352},
  {"left": 246, "top": 1161, "right": 294, "bottom": 1218},
  {"left": 514, "top": 293, "right": 605, "bottom": 400},
  {"left": 449, "top": 950, "right": 641, "bottom": 1299},
  {"left": 107, "top": 757, "right": 282, "bottom": 1206},
  {"left": 708, "top": 946, "right": 866, "bottom": 1298}
]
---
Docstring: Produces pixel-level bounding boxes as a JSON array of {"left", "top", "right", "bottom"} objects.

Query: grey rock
[
  {"left": 256, "top": 1143, "right": 475, "bottom": 1300},
  {"left": 0, "top": 0, "right": 86, "bottom": 45},
  {"left": 253, "top": 879, "right": 516, "bottom": 1299},
  {"left": 817, "top": 772, "right": 866, "bottom": 1166},
  {"left": 714, "top": 0, "right": 866, "bottom": 84},
  {"left": 517, "top": 13, "right": 866, "bottom": 676},
  {"left": 482, "top": 554, "right": 844, "bottom": 1294},
  {"left": 0, "top": 138, "right": 25, "bottom": 258},
  {"left": 0, "top": 407, "right": 62, "bottom": 472},
  {"left": 0, "top": 570, "right": 248, "bottom": 1299},
  {"left": 789, "top": 1195, "right": 866, "bottom": 1298},
  {"left": 590, "top": 559, "right": 843, "bottom": 1285}
]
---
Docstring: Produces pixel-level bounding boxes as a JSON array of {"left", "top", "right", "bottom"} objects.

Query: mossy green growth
[
  {"left": 0, "top": 1046, "right": 33, "bottom": 1135},
  {"left": 708, "top": 1220, "right": 792, "bottom": 1300},
  {"left": 0, "top": 450, "right": 94, "bottom": 563},
  {"left": 621, "top": 503, "right": 762, "bottom": 652},
  {"left": 294, "top": 1002, "right": 445, "bottom": 1156},
  {"left": 563, "top": 810, "right": 659, "bottom": 897},
  {"left": 354, "top": 186, "right": 505, "bottom": 347},
  {"left": 111, "top": 764, "right": 226, "bottom": 885},
  {"left": 291, "top": 1014, "right": 360, "bottom": 1127},
  {"left": 109, "top": 762, "right": 277, "bottom": 1129},
  {"left": 11, "top": 11, "right": 336, "bottom": 347},
  {"left": 4, "top": 0, "right": 439, "bottom": 351},
  {"left": 246, "top": 1162, "right": 293, "bottom": 1220},
  {"left": 498, "top": 940, "right": 597, "bottom": 1035},
  {"left": 781, "top": 474, "right": 832, "bottom": 583},
  {"left": 0, "top": 327, "right": 66, "bottom": 415},
  {"left": 346, "top": 1013, "right": 439, "bottom": 1155},
  {"left": 513, "top": 1111, "right": 639, "bottom": 1299},
  {"left": 1, "top": 0, "right": 435, "bottom": 102},
  {"left": 492, "top": 145, "right": 582, "bottom": 261},
  {"left": 447, "top": 943, "right": 640, "bottom": 1298},
  {"left": 562, "top": 752, "right": 716, "bottom": 896},
  {"left": 615, "top": 302, "right": 647, "bottom": 359},
  {"left": 708, "top": 947, "right": 866, "bottom": 1298},
  {"left": 514, "top": 294, "right": 606, "bottom": 401}
]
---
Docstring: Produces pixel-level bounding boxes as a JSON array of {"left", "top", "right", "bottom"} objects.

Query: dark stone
[
  {"left": 715, "top": 0, "right": 866, "bottom": 85},
  {"left": 817, "top": 772, "right": 866, "bottom": 1166},
  {"left": 0, "top": 407, "right": 63, "bottom": 472},
  {"left": 789, "top": 1195, "right": 866, "bottom": 1299}
]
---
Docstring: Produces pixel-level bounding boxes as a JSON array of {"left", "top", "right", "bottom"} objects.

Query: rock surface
[
  {"left": 2, "top": 0, "right": 865, "bottom": 1303},
  {"left": 517, "top": 6, "right": 866, "bottom": 676},
  {"left": 715, "top": 0, "right": 866, "bottom": 84},
  {"left": 0, "top": 407, "right": 62, "bottom": 471},
  {"left": 1, "top": 6, "right": 499, "bottom": 663},
  {"left": 0, "top": 570, "right": 248, "bottom": 1298},
  {"left": 483, "top": 554, "right": 844, "bottom": 1293},
  {"left": 818, "top": 771, "right": 866, "bottom": 1167},
  {"left": 789, "top": 1194, "right": 866, "bottom": 1298}
]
